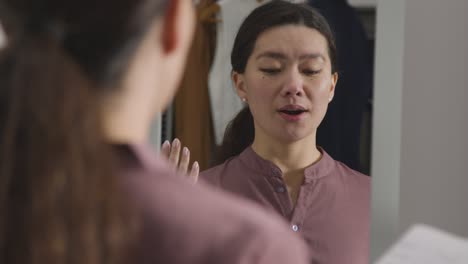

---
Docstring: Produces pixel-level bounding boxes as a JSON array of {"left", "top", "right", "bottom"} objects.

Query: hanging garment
[
  {"left": 174, "top": 0, "right": 219, "bottom": 170},
  {"left": 208, "top": 0, "right": 271, "bottom": 145},
  {"left": 309, "top": 0, "right": 373, "bottom": 172},
  {"left": 0, "top": 21, "right": 7, "bottom": 49}
]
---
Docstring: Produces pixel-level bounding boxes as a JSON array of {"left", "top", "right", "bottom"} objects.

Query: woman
[
  {"left": 0, "top": 0, "right": 310, "bottom": 263},
  {"left": 200, "top": 1, "right": 370, "bottom": 264}
]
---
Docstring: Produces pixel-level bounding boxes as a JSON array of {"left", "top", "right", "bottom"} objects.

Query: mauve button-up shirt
[
  {"left": 116, "top": 144, "right": 311, "bottom": 264},
  {"left": 201, "top": 147, "right": 370, "bottom": 264}
]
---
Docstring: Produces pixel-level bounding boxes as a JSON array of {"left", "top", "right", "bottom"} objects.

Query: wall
[
  {"left": 371, "top": 0, "right": 468, "bottom": 260},
  {"left": 348, "top": 0, "right": 376, "bottom": 8}
]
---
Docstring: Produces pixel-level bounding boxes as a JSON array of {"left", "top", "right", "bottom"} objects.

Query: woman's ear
[
  {"left": 328, "top": 72, "right": 338, "bottom": 102},
  {"left": 161, "top": 0, "right": 195, "bottom": 54},
  {"left": 232, "top": 71, "right": 248, "bottom": 100}
]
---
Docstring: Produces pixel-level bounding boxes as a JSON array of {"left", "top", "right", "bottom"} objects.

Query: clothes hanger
[{"left": 198, "top": 1, "right": 221, "bottom": 24}]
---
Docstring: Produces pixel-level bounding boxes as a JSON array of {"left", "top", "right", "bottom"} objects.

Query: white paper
[{"left": 375, "top": 224, "right": 468, "bottom": 264}]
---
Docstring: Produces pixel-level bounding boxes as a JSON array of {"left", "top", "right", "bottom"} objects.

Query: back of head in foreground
[{"left": 0, "top": 0, "right": 311, "bottom": 263}]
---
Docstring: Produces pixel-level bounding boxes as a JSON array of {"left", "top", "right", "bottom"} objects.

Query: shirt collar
[{"left": 239, "top": 146, "right": 335, "bottom": 183}]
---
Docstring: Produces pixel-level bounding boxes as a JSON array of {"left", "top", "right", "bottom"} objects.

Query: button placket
[
  {"left": 289, "top": 180, "right": 315, "bottom": 234},
  {"left": 275, "top": 186, "right": 286, "bottom": 193},
  {"left": 268, "top": 170, "right": 293, "bottom": 217},
  {"left": 291, "top": 224, "right": 299, "bottom": 232},
  {"left": 271, "top": 168, "right": 287, "bottom": 194}
]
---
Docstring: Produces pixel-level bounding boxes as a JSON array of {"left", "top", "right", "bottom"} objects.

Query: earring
[{"left": 241, "top": 98, "right": 247, "bottom": 103}]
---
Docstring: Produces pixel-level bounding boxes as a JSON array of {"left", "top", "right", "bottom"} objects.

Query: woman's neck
[
  {"left": 101, "top": 89, "right": 155, "bottom": 145},
  {"left": 251, "top": 132, "right": 321, "bottom": 174}
]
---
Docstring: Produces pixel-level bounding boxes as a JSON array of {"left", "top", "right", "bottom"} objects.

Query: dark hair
[
  {"left": 0, "top": 0, "right": 168, "bottom": 264},
  {"left": 213, "top": 0, "right": 337, "bottom": 166}
]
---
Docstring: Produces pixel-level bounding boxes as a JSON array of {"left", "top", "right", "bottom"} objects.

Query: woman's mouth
[{"left": 277, "top": 105, "right": 308, "bottom": 121}]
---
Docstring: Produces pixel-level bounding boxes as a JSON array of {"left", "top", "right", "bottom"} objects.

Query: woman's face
[{"left": 233, "top": 25, "right": 338, "bottom": 144}]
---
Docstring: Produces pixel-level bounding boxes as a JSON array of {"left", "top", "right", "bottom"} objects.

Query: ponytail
[
  {"left": 0, "top": 32, "right": 131, "bottom": 264},
  {"left": 212, "top": 107, "right": 255, "bottom": 166}
]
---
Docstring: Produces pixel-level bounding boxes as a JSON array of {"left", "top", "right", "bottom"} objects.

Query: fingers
[
  {"left": 160, "top": 138, "right": 200, "bottom": 184},
  {"left": 189, "top": 161, "right": 199, "bottom": 184},
  {"left": 168, "top": 138, "right": 181, "bottom": 168},
  {"left": 161, "top": 140, "right": 171, "bottom": 158},
  {"left": 178, "top": 147, "right": 190, "bottom": 175}
]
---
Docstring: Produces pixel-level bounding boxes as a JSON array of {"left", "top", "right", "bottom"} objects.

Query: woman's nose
[{"left": 281, "top": 69, "right": 304, "bottom": 97}]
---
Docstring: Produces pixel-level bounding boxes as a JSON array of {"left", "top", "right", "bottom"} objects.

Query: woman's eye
[
  {"left": 302, "top": 69, "right": 321, "bottom": 76},
  {"left": 260, "top": 68, "right": 281, "bottom": 75}
]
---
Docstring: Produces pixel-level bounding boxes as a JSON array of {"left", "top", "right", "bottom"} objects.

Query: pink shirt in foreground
[{"left": 117, "top": 144, "right": 311, "bottom": 264}]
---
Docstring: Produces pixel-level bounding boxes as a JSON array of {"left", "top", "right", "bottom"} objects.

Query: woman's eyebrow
[
  {"left": 255, "top": 51, "right": 287, "bottom": 60},
  {"left": 255, "top": 51, "right": 325, "bottom": 61}
]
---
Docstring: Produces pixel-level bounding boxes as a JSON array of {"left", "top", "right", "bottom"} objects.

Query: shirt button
[
  {"left": 276, "top": 186, "right": 286, "bottom": 193},
  {"left": 292, "top": 224, "right": 299, "bottom": 232}
]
